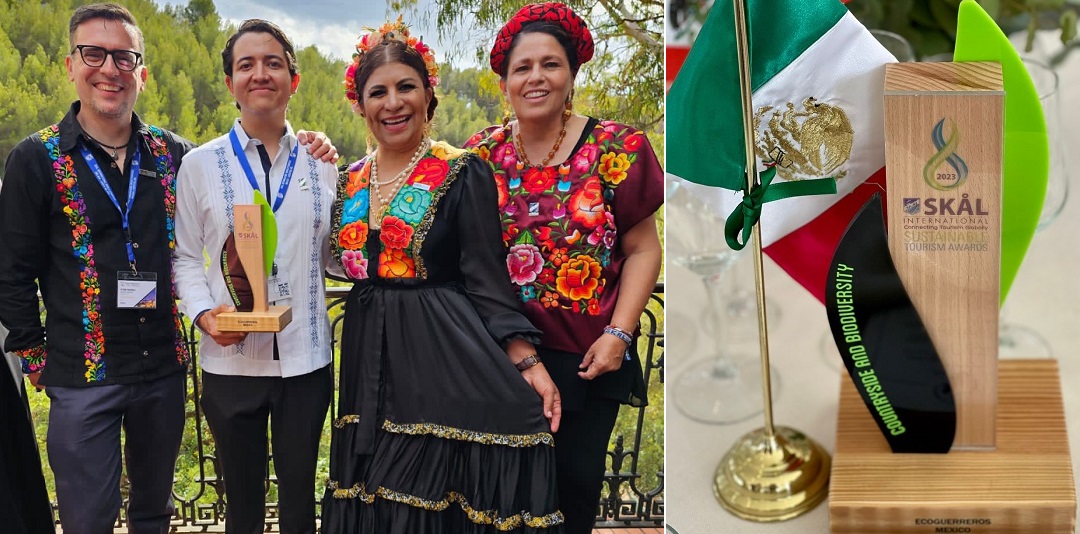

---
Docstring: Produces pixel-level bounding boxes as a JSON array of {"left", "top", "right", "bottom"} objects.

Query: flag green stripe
[{"left": 668, "top": 0, "right": 848, "bottom": 190}]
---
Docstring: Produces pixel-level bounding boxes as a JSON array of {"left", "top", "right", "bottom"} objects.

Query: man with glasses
[{"left": 0, "top": 4, "right": 334, "bottom": 532}]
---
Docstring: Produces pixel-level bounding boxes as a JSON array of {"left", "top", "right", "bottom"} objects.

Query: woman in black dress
[
  {"left": 320, "top": 19, "right": 564, "bottom": 533},
  {"left": 0, "top": 324, "right": 54, "bottom": 533}
]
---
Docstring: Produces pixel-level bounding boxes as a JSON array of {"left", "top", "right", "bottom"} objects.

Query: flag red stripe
[
  {"left": 666, "top": 45, "right": 690, "bottom": 83},
  {"left": 765, "top": 167, "right": 888, "bottom": 303}
]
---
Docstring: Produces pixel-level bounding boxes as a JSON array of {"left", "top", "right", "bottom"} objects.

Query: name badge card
[
  {"left": 117, "top": 271, "right": 157, "bottom": 309},
  {"left": 267, "top": 271, "right": 291, "bottom": 303}
]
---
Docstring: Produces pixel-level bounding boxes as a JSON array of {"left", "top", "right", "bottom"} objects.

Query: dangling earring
[
  {"left": 365, "top": 132, "right": 377, "bottom": 155},
  {"left": 563, "top": 90, "right": 573, "bottom": 122},
  {"left": 501, "top": 101, "right": 514, "bottom": 129}
]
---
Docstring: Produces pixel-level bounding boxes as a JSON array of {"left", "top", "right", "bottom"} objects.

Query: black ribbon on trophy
[{"left": 826, "top": 194, "right": 956, "bottom": 453}]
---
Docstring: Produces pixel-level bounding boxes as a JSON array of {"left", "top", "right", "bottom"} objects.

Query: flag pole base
[{"left": 713, "top": 425, "right": 831, "bottom": 522}]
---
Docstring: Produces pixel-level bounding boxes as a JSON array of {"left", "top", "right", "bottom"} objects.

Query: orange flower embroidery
[
  {"left": 555, "top": 255, "right": 602, "bottom": 301},
  {"left": 379, "top": 248, "right": 416, "bottom": 278},
  {"left": 586, "top": 298, "right": 601, "bottom": 315},
  {"left": 494, "top": 174, "right": 510, "bottom": 209},
  {"left": 568, "top": 176, "right": 606, "bottom": 228},
  {"left": 338, "top": 220, "right": 369, "bottom": 250},
  {"left": 540, "top": 291, "right": 560, "bottom": 308},
  {"left": 548, "top": 247, "right": 570, "bottom": 267},
  {"left": 475, "top": 145, "right": 491, "bottom": 162},
  {"left": 346, "top": 163, "right": 371, "bottom": 197}
]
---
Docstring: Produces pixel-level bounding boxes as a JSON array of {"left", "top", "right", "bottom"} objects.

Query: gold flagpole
[
  {"left": 733, "top": 0, "right": 776, "bottom": 442},
  {"left": 712, "top": 0, "right": 832, "bottom": 521}
]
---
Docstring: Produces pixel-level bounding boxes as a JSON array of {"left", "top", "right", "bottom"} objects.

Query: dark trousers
[
  {"left": 553, "top": 398, "right": 621, "bottom": 534},
  {"left": 46, "top": 371, "right": 185, "bottom": 534},
  {"left": 201, "top": 365, "right": 332, "bottom": 534}
]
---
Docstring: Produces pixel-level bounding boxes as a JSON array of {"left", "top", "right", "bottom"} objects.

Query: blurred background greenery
[{"left": 669, "top": 0, "right": 1079, "bottom": 61}]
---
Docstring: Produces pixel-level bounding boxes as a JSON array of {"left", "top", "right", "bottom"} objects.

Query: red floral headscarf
[{"left": 489, "top": 2, "right": 594, "bottom": 77}]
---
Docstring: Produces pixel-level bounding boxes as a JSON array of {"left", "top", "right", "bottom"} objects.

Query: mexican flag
[{"left": 667, "top": 0, "right": 895, "bottom": 302}]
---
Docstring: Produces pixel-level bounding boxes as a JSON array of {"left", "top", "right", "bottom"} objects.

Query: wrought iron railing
[{"left": 40, "top": 284, "right": 664, "bottom": 531}]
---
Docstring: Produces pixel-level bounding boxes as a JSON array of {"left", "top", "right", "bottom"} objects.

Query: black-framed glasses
[{"left": 72, "top": 45, "right": 143, "bottom": 72}]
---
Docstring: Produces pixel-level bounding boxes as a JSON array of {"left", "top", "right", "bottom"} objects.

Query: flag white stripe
[{"left": 676, "top": 12, "right": 895, "bottom": 246}]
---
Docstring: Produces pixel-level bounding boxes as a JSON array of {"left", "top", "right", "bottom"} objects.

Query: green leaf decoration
[{"left": 252, "top": 190, "right": 276, "bottom": 276}]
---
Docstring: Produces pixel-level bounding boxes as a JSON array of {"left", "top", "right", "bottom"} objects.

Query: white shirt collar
[{"left": 230, "top": 118, "right": 297, "bottom": 152}]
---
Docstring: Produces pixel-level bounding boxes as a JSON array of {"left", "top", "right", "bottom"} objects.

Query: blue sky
[{"left": 151, "top": 0, "right": 480, "bottom": 66}]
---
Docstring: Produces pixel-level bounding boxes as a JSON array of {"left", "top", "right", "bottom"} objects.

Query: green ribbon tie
[{"left": 724, "top": 166, "right": 838, "bottom": 250}]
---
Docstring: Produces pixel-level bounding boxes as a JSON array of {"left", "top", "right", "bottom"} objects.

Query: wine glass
[
  {"left": 1027, "top": 57, "right": 1068, "bottom": 230},
  {"left": 998, "top": 57, "right": 1067, "bottom": 358},
  {"left": 667, "top": 177, "right": 777, "bottom": 424},
  {"left": 663, "top": 179, "right": 699, "bottom": 355},
  {"left": 869, "top": 29, "right": 916, "bottom": 62}
]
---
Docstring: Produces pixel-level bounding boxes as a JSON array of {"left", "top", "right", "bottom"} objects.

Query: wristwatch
[{"left": 515, "top": 354, "right": 542, "bottom": 371}]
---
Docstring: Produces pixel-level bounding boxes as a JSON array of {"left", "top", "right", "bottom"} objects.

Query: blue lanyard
[
  {"left": 80, "top": 143, "right": 141, "bottom": 270},
  {"left": 228, "top": 127, "right": 298, "bottom": 213}
]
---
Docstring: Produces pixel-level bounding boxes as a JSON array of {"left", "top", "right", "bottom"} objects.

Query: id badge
[
  {"left": 117, "top": 271, "right": 157, "bottom": 309},
  {"left": 267, "top": 271, "right": 291, "bottom": 303}
]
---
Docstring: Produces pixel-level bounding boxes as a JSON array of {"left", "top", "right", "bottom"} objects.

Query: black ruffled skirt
[{"left": 321, "top": 283, "right": 562, "bottom": 533}]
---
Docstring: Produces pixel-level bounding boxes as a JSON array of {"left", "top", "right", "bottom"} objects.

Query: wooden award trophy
[
  {"left": 885, "top": 60, "right": 1004, "bottom": 451},
  {"left": 829, "top": 58, "right": 1075, "bottom": 534},
  {"left": 216, "top": 204, "right": 291, "bottom": 332}
]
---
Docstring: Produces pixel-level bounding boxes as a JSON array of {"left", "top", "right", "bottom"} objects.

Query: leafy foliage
[
  {"left": 672, "top": 0, "right": 1078, "bottom": 61},
  {"left": 0, "top": 0, "right": 569, "bottom": 176},
  {"left": 389, "top": 0, "right": 665, "bottom": 131}
]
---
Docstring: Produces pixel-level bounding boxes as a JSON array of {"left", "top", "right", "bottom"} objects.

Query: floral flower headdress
[{"left": 344, "top": 16, "right": 439, "bottom": 114}]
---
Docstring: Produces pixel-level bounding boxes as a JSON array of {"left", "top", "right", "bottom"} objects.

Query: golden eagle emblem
[{"left": 753, "top": 97, "right": 854, "bottom": 181}]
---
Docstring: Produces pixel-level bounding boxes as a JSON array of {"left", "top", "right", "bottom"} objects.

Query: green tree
[
  {"left": 433, "top": 89, "right": 499, "bottom": 147},
  {"left": 438, "top": 66, "right": 503, "bottom": 122},
  {"left": 389, "top": 0, "right": 664, "bottom": 131}
]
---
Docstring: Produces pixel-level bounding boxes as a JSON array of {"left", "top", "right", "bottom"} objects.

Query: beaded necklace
[
  {"left": 370, "top": 137, "right": 429, "bottom": 226},
  {"left": 513, "top": 114, "right": 568, "bottom": 170}
]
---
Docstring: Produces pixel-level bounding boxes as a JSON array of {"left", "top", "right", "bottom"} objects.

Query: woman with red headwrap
[
  {"left": 465, "top": 3, "right": 664, "bottom": 532},
  {"left": 322, "top": 18, "right": 564, "bottom": 533}
]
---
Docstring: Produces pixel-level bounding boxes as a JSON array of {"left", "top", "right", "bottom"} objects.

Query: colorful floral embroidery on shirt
[
  {"left": 146, "top": 125, "right": 190, "bottom": 367},
  {"left": 41, "top": 125, "right": 106, "bottom": 381},
  {"left": 39, "top": 125, "right": 188, "bottom": 382},
  {"left": 16, "top": 344, "right": 46, "bottom": 375},
  {"left": 332, "top": 141, "right": 466, "bottom": 281},
  {"left": 468, "top": 121, "right": 642, "bottom": 316}
]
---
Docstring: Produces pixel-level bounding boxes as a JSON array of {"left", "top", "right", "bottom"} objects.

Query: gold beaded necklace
[
  {"left": 370, "top": 137, "right": 430, "bottom": 227},
  {"left": 513, "top": 113, "right": 569, "bottom": 170}
]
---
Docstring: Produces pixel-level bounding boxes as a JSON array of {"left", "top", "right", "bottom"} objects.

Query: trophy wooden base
[
  {"left": 830, "top": 359, "right": 1076, "bottom": 534},
  {"left": 216, "top": 306, "right": 292, "bottom": 333}
]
